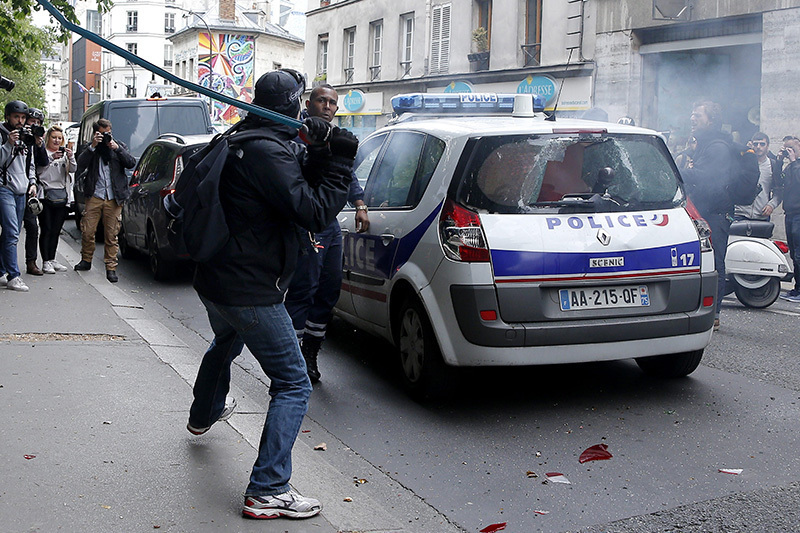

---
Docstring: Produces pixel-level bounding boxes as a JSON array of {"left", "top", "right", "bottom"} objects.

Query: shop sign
[
  {"left": 443, "top": 81, "right": 474, "bottom": 93},
  {"left": 343, "top": 90, "right": 366, "bottom": 113},
  {"left": 517, "top": 75, "right": 557, "bottom": 105}
]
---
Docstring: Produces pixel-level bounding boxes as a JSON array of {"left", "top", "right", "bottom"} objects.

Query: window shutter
[
  {"left": 430, "top": 5, "right": 442, "bottom": 73},
  {"left": 439, "top": 4, "right": 450, "bottom": 73}
]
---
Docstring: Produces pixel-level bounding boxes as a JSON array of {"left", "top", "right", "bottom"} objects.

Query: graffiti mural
[{"left": 198, "top": 33, "right": 255, "bottom": 125}]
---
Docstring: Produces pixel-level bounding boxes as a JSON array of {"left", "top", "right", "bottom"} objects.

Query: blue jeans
[
  {"left": 285, "top": 221, "right": 343, "bottom": 341},
  {"left": 190, "top": 296, "right": 312, "bottom": 496},
  {"left": 0, "top": 186, "right": 26, "bottom": 280},
  {"left": 786, "top": 212, "right": 800, "bottom": 291}
]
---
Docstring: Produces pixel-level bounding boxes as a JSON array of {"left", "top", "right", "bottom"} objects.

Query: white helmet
[{"left": 27, "top": 196, "right": 43, "bottom": 216}]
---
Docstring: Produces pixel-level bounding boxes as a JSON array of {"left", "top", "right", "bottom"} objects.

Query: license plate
[{"left": 559, "top": 285, "right": 650, "bottom": 311}]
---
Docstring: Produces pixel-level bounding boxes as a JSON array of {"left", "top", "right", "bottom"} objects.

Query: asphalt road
[{"left": 71, "top": 224, "right": 800, "bottom": 533}]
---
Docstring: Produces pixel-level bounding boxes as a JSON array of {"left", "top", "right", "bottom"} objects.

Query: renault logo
[{"left": 597, "top": 229, "right": 611, "bottom": 246}]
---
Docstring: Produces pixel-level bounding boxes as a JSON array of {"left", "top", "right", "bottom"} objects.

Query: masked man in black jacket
[
  {"left": 680, "top": 101, "right": 733, "bottom": 331},
  {"left": 187, "top": 69, "right": 357, "bottom": 521}
]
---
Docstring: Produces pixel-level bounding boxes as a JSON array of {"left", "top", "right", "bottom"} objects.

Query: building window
[
  {"left": 430, "top": 3, "right": 451, "bottom": 74},
  {"left": 369, "top": 20, "right": 383, "bottom": 81},
  {"left": 344, "top": 27, "right": 356, "bottom": 83},
  {"left": 126, "top": 11, "right": 138, "bottom": 32},
  {"left": 124, "top": 76, "right": 135, "bottom": 97},
  {"left": 318, "top": 34, "right": 329, "bottom": 75},
  {"left": 189, "top": 58, "right": 195, "bottom": 80},
  {"left": 523, "top": 0, "right": 542, "bottom": 66},
  {"left": 125, "top": 43, "right": 137, "bottom": 65},
  {"left": 400, "top": 12, "right": 414, "bottom": 77},
  {"left": 87, "top": 10, "right": 102, "bottom": 34},
  {"left": 164, "top": 43, "right": 173, "bottom": 68},
  {"left": 165, "top": 12, "right": 175, "bottom": 34}
]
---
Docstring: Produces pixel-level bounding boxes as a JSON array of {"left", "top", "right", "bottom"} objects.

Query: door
[{"left": 344, "top": 130, "right": 445, "bottom": 328}]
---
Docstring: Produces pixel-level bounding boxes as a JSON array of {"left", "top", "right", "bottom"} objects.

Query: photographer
[
  {"left": 37, "top": 125, "right": 74, "bottom": 275},
  {"left": 74, "top": 118, "right": 135, "bottom": 283},
  {"left": 779, "top": 137, "right": 800, "bottom": 302},
  {"left": 22, "top": 107, "right": 49, "bottom": 276},
  {"left": 0, "top": 100, "right": 37, "bottom": 292}
]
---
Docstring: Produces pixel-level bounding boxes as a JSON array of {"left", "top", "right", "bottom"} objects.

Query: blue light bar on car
[{"left": 391, "top": 93, "right": 545, "bottom": 116}]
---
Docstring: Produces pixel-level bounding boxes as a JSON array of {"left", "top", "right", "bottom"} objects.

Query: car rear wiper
[{"left": 527, "top": 193, "right": 629, "bottom": 211}]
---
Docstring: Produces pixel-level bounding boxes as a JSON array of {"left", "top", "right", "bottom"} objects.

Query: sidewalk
[{"left": 0, "top": 235, "right": 400, "bottom": 532}]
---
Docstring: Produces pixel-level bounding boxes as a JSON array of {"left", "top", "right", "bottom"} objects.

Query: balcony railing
[
  {"left": 521, "top": 43, "right": 541, "bottom": 67},
  {"left": 369, "top": 65, "right": 381, "bottom": 81},
  {"left": 400, "top": 60, "right": 412, "bottom": 78},
  {"left": 343, "top": 67, "right": 353, "bottom": 83}
]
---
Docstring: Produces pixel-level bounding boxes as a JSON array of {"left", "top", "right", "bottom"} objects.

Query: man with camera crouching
[
  {"left": 0, "top": 100, "right": 37, "bottom": 292},
  {"left": 22, "top": 107, "right": 49, "bottom": 276},
  {"left": 74, "top": 118, "right": 135, "bottom": 283}
]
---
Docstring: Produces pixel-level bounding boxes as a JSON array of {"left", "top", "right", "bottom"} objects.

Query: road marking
[{"left": 767, "top": 308, "right": 800, "bottom": 317}]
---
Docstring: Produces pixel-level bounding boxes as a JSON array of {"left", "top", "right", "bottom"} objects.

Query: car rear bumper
[{"left": 450, "top": 277, "right": 716, "bottom": 349}]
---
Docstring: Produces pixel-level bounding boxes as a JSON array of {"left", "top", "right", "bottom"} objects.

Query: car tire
[
  {"left": 635, "top": 349, "right": 703, "bottom": 378},
  {"left": 396, "top": 297, "right": 451, "bottom": 399},
  {"left": 148, "top": 227, "right": 174, "bottom": 281},
  {"left": 733, "top": 276, "right": 780, "bottom": 309}
]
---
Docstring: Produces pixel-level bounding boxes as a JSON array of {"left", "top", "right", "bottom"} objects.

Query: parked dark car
[
  {"left": 120, "top": 133, "right": 215, "bottom": 280},
  {"left": 73, "top": 97, "right": 214, "bottom": 229}
]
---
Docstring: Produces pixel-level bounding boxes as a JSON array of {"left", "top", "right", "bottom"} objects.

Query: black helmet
[
  {"left": 27, "top": 107, "right": 44, "bottom": 122},
  {"left": 4, "top": 100, "right": 28, "bottom": 117},
  {"left": 253, "top": 69, "right": 306, "bottom": 118}
]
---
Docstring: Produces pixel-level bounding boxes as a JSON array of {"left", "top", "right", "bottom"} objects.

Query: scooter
[{"left": 724, "top": 219, "right": 793, "bottom": 308}]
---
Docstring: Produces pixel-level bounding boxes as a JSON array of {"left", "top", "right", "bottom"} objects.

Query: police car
[{"left": 335, "top": 93, "right": 716, "bottom": 396}]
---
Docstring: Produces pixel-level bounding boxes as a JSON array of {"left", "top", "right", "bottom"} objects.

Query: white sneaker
[
  {"left": 42, "top": 261, "right": 56, "bottom": 274},
  {"left": 7, "top": 277, "right": 29, "bottom": 292},
  {"left": 242, "top": 489, "right": 322, "bottom": 519},
  {"left": 51, "top": 260, "right": 68, "bottom": 272}
]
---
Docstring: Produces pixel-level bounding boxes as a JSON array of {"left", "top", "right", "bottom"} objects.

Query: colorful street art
[{"left": 198, "top": 33, "right": 254, "bottom": 126}]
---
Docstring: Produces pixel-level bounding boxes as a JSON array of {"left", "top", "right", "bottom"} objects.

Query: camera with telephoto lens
[
  {"left": 0, "top": 74, "right": 14, "bottom": 92},
  {"left": 102, "top": 131, "right": 112, "bottom": 144},
  {"left": 19, "top": 125, "right": 44, "bottom": 145}
]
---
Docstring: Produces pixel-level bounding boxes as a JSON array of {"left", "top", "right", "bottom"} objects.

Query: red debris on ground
[
  {"left": 480, "top": 522, "right": 507, "bottom": 533},
  {"left": 23, "top": 455, "right": 36, "bottom": 460},
  {"left": 579, "top": 443, "right": 613, "bottom": 464}
]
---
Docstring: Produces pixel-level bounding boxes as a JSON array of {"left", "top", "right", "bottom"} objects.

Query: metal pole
[{"left": 36, "top": 0, "right": 302, "bottom": 128}]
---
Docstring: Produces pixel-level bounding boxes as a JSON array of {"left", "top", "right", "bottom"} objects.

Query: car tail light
[
  {"left": 439, "top": 199, "right": 490, "bottom": 262},
  {"left": 160, "top": 156, "right": 184, "bottom": 198},
  {"left": 685, "top": 199, "right": 712, "bottom": 253},
  {"left": 774, "top": 240, "right": 790, "bottom": 254}
]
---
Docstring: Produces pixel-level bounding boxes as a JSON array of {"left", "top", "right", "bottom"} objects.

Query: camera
[
  {"left": 778, "top": 148, "right": 789, "bottom": 160},
  {"left": 102, "top": 131, "right": 113, "bottom": 144},
  {"left": 0, "top": 74, "right": 14, "bottom": 92},
  {"left": 18, "top": 125, "right": 44, "bottom": 145}
]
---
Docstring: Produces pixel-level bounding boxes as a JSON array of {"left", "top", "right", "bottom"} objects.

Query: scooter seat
[{"left": 729, "top": 220, "right": 774, "bottom": 239}]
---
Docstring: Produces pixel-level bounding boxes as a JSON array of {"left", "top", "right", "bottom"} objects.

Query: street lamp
[
  {"left": 168, "top": 6, "right": 216, "bottom": 60},
  {"left": 101, "top": 50, "right": 136, "bottom": 98}
]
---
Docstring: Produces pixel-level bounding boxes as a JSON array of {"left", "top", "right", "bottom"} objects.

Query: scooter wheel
[{"left": 734, "top": 276, "right": 781, "bottom": 308}]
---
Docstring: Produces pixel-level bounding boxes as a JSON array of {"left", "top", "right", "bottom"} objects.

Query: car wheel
[
  {"left": 396, "top": 297, "right": 451, "bottom": 399},
  {"left": 733, "top": 276, "right": 780, "bottom": 308},
  {"left": 118, "top": 224, "right": 136, "bottom": 259},
  {"left": 635, "top": 349, "right": 703, "bottom": 378},
  {"left": 148, "top": 227, "right": 174, "bottom": 281}
]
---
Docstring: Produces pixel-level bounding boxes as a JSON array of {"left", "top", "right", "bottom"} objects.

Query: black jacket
[
  {"left": 783, "top": 160, "right": 800, "bottom": 216},
  {"left": 193, "top": 116, "right": 353, "bottom": 306},
  {"left": 680, "top": 128, "right": 734, "bottom": 219},
  {"left": 76, "top": 141, "right": 136, "bottom": 205}
]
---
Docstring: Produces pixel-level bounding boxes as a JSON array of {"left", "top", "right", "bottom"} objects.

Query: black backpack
[
  {"left": 726, "top": 141, "right": 762, "bottom": 206},
  {"left": 163, "top": 125, "right": 276, "bottom": 262}
]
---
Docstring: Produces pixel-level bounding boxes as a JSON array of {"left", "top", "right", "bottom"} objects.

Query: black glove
[
  {"left": 329, "top": 127, "right": 359, "bottom": 159},
  {"left": 301, "top": 116, "right": 332, "bottom": 146}
]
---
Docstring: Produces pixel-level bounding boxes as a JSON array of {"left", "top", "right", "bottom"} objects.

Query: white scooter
[{"left": 724, "top": 219, "right": 793, "bottom": 308}]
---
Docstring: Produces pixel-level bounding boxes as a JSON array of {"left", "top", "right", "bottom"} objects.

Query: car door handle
[{"left": 380, "top": 233, "right": 395, "bottom": 245}]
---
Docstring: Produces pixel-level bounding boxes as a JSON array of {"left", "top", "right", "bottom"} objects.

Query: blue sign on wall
[
  {"left": 443, "top": 81, "right": 474, "bottom": 93},
  {"left": 517, "top": 75, "right": 557, "bottom": 105},
  {"left": 343, "top": 90, "right": 365, "bottom": 112}
]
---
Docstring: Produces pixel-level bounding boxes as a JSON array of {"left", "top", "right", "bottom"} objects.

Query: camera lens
[{"left": 0, "top": 75, "right": 14, "bottom": 92}]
